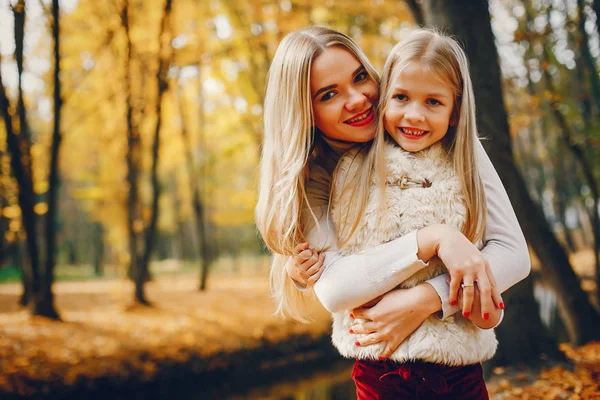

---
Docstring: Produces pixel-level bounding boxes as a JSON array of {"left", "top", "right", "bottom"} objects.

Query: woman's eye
[
  {"left": 426, "top": 98, "right": 441, "bottom": 106},
  {"left": 393, "top": 94, "right": 407, "bottom": 101},
  {"left": 354, "top": 71, "right": 368, "bottom": 83},
  {"left": 321, "top": 91, "right": 336, "bottom": 101}
]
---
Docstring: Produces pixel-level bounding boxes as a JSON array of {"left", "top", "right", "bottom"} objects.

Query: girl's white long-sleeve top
[{"left": 299, "top": 139, "right": 530, "bottom": 319}]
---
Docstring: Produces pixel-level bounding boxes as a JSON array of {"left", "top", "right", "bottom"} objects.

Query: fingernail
[
  {"left": 451, "top": 300, "right": 457, "bottom": 306},
  {"left": 463, "top": 311, "right": 470, "bottom": 318},
  {"left": 484, "top": 313, "right": 490, "bottom": 320},
  {"left": 349, "top": 329, "right": 354, "bottom": 334},
  {"left": 350, "top": 313, "right": 355, "bottom": 319},
  {"left": 355, "top": 341, "right": 361, "bottom": 347},
  {"left": 499, "top": 302, "right": 505, "bottom": 310},
  {"left": 378, "top": 357, "right": 385, "bottom": 361}
]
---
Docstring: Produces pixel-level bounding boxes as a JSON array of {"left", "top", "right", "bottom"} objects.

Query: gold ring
[{"left": 461, "top": 283, "right": 475, "bottom": 288}]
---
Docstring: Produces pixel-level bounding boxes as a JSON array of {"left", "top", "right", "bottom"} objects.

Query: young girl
[
  {"left": 256, "top": 25, "right": 529, "bottom": 367},
  {"left": 328, "top": 29, "right": 505, "bottom": 398}
]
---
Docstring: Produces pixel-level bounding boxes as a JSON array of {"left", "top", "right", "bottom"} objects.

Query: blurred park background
[{"left": 0, "top": 0, "right": 600, "bottom": 398}]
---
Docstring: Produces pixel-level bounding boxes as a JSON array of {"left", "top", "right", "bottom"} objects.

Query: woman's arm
[
  {"left": 301, "top": 204, "right": 431, "bottom": 312},
  {"left": 426, "top": 140, "right": 531, "bottom": 318},
  {"left": 296, "top": 139, "right": 529, "bottom": 316}
]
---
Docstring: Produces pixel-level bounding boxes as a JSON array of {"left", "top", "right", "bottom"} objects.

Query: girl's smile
[{"left": 384, "top": 62, "right": 455, "bottom": 152}]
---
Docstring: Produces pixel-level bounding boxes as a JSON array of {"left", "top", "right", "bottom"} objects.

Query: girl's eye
[
  {"left": 393, "top": 94, "right": 407, "bottom": 101},
  {"left": 354, "top": 71, "right": 368, "bottom": 83},
  {"left": 426, "top": 98, "right": 441, "bottom": 106},
  {"left": 320, "top": 91, "right": 336, "bottom": 102}
]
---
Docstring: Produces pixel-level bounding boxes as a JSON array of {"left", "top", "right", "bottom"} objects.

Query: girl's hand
[
  {"left": 434, "top": 226, "right": 503, "bottom": 318},
  {"left": 349, "top": 283, "right": 440, "bottom": 359},
  {"left": 285, "top": 242, "right": 325, "bottom": 287}
]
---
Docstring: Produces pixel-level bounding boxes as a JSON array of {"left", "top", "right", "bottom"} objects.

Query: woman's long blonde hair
[
  {"left": 255, "top": 26, "right": 379, "bottom": 321},
  {"left": 338, "top": 29, "right": 487, "bottom": 248}
]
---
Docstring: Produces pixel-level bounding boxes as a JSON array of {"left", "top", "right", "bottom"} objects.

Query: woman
[{"left": 255, "top": 26, "right": 529, "bottom": 359}]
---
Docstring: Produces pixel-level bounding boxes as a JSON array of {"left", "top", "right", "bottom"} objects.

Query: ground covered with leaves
[
  {"left": 0, "top": 271, "right": 333, "bottom": 398},
  {"left": 0, "top": 267, "right": 599, "bottom": 399}
]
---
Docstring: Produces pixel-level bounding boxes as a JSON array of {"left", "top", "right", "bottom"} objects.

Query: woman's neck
[{"left": 321, "top": 135, "right": 358, "bottom": 160}]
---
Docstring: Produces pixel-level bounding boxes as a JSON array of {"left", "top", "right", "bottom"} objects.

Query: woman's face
[{"left": 310, "top": 46, "right": 378, "bottom": 143}]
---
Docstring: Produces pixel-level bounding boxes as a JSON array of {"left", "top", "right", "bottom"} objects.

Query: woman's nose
[{"left": 346, "top": 88, "right": 367, "bottom": 112}]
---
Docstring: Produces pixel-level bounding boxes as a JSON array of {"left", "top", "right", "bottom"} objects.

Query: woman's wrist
[{"left": 414, "top": 282, "right": 443, "bottom": 316}]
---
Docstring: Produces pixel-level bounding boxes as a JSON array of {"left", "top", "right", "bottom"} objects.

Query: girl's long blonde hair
[
  {"left": 338, "top": 29, "right": 487, "bottom": 248},
  {"left": 256, "top": 26, "right": 379, "bottom": 321}
]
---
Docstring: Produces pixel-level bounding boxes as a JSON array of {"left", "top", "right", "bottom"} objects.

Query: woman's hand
[
  {"left": 349, "top": 283, "right": 440, "bottom": 359},
  {"left": 285, "top": 242, "right": 325, "bottom": 287},
  {"left": 418, "top": 224, "right": 503, "bottom": 318},
  {"left": 457, "top": 285, "right": 503, "bottom": 329}
]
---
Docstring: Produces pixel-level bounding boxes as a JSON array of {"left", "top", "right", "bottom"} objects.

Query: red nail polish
[
  {"left": 484, "top": 312, "right": 489, "bottom": 320},
  {"left": 350, "top": 313, "right": 355, "bottom": 319},
  {"left": 349, "top": 329, "right": 354, "bottom": 334},
  {"left": 379, "top": 357, "right": 385, "bottom": 361},
  {"left": 450, "top": 300, "right": 457, "bottom": 306},
  {"left": 463, "top": 311, "right": 470, "bottom": 318},
  {"left": 355, "top": 341, "right": 361, "bottom": 347},
  {"left": 499, "top": 302, "right": 505, "bottom": 310}
]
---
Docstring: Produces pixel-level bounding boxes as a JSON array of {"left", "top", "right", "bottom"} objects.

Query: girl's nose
[
  {"left": 345, "top": 88, "right": 367, "bottom": 112},
  {"left": 404, "top": 103, "right": 425, "bottom": 122}
]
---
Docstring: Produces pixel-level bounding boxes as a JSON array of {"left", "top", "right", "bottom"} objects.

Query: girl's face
[
  {"left": 310, "top": 46, "right": 378, "bottom": 143},
  {"left": 384, "top": 61, "right": 455, "bottom": 153}
]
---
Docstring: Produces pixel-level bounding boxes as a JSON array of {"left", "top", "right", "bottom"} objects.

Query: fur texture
[{"left": 330, "top": 140, "right": 497, "bottom": 366}]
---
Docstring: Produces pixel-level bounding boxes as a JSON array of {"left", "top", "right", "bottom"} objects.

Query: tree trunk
[
  {"left": 3, "top": 3, "right": 60, "bottom": 318},
  {"left": 537, "top": 3, "right": 600, "bottom": 308},
  {"left": 421, "top": 0, "right": 600, "bottom": 347},
  {"left": 121, "top": 1, "right": 142, "bottom": 295},
  {"left": 93, "top": 223, "right": 104, "bottom": 277},
  {"left": 178, "top": 64, "right": 213, "bottom": 290},
  {"left": 593, "top": 0, "right": 600, "bottom": 45},
  {"left": 136, "top": 0, "right": 174, "bottom": 305},
  {"left": 493, "top": 276, "right": 564, "bottom": 365},
  {"left": 577, "top": 0, "right": 600, "bottom": 119},
  {"left": 404, "top": 0, "right": 424, "bottom": 25},
  {"left": 36, "top": 0, "right": 63, "bottom": 321}
]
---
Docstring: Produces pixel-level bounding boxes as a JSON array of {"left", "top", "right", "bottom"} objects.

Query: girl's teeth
[{"left": 402, "top": 128, "right": 426, "bottom": 136}]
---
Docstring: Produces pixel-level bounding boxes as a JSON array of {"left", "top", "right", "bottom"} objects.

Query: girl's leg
[{"left": 352, "top": 359, "right": 416, "bottom": 400}]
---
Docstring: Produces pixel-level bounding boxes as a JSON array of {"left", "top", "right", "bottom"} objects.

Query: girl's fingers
[
  {"left": 355, "top": 332, "right": 383, "bottom": 347},
  {"left": 295, "top": 249, "right": 313, "bottom": 263},
  {"left": 306, "top": 266, "right": 324, "bottom": 285},
  {"left": 294, "top": 242, "right": 310, "bottom": 254},
  {"left": 305, "top": 253, "right": 325, "bottom": 276}
]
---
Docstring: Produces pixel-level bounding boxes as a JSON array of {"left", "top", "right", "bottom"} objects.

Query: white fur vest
[{"left": 329, "top": 140, "right": 497, "bottom": 366}]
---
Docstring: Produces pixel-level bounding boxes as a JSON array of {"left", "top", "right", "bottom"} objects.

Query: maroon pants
[{"left": 352, "top": 359, "right": 489, "bottom": 400}]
